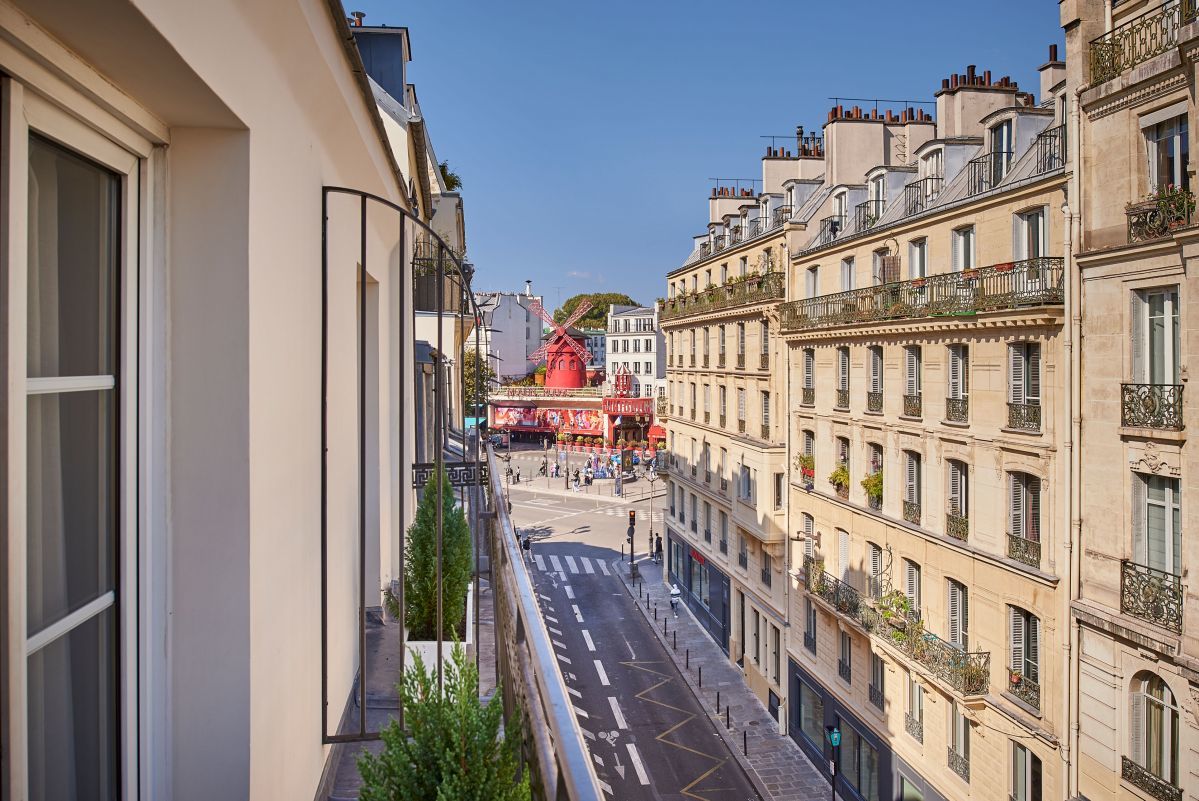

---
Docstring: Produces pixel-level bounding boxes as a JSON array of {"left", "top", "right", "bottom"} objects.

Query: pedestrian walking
[
  {"left": 515, "top": 467, "right": 521, "bottom": 484},
  {"left": 655, "top": 533, "right": 663, "bottom": 563}
]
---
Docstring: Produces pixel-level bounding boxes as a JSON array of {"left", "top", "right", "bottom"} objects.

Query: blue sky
[{"left": 353, "top": 0, "right": 1064, "bottom": 311}]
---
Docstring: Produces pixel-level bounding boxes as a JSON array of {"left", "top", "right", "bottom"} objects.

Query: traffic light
[{"left": 628, "top": 510, "right": 637, "bottom": 528}]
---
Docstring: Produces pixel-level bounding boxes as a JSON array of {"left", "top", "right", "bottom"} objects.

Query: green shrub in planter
[
  {"left": 357, "top": 643, "right": 529, "bottom": 801},
  {"left": 404, "top": 469, "right": 472, "bottom": 640}
]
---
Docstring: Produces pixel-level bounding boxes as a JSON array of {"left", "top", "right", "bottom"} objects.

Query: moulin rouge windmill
[{"left": 528, "top": 299, "right": 593, "bottom": 389}]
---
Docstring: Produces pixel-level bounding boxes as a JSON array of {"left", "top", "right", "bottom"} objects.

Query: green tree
[
  {"left": 405, "top": 470, "right": 473, "bottom": 640},
  {"left": 553, "top": 292, "right": 641, "bottom": 328},
  {"left": 439, "top": 160, "right": 463, "bottom": 191},
  {"left": 357, "top": 644, "right": 529, "bottom": 801},
  {"left": 462, "top": 349, "right": 495, "bottom": 414}
]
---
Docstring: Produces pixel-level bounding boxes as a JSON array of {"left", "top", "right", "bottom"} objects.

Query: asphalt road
[{"left": 510, "top": 486, "right": 760, "bottom": 801}]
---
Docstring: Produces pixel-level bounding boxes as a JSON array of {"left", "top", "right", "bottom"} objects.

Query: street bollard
[
  {"left": 686, "top": 649, "right": 689, "bottom": 669},
  {"left": 673, "top": 631, "right": 677, "bottom": 651},
  {"left": 717, "top": 691, "right": 720, "bottom": 712},
  {"left": 726, "top": 705, "right": 730, "bottom": 729},
  {"left": 743, "top": 730, "right": 747, "bottom": 756},
  {"left": 699, "top": 665, "right": 703, "bottom": 687},
  {"left": 654, "top": 607, "right": 657, "bottom": 621}
]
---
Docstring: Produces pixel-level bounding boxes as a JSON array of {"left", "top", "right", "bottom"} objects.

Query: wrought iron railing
[
  {"left": 1127, "top": 187, "right": 1196, "bottom": 243},
  {"left": 804, "top": 630, "right": 816, "bottom": 653},
  {"left": 729, "top": 226, "right": 743, "bottom": 245},
  {"left": 661, "top": 271, "right": 785, "bottom": 321},
  {"left": 1034, "top": 124, "right": 1067, "bottom": 175},
  {"left": 704, "top": 528, "right": 712, "bottom": 543},
  {"left": 1121, "top": 560, "right": 1183, "bottom": 633},
  {"left": 946, "top": 513, "right": 969, "bottom": 542},
  {"left": 868, "top": 495, "right": 882, "bottom": 511},
  {"left": 1091, "top": 1, "right": 1198, "bottom": 84},
  {"left": 761, "top": 566, "right": 772, "bottom": 587},
  {"left": 1007, "top": 670, "right": 1040, "bottom": 710},
  {"left": 856, "top": 199, "right": 886, "bottom": 231},
  {"left": 1007, "top": 402, "right": 1042, "bottom": 431},
  {"left": 719, "top": 414, "right": 727, "bottom": 428},
  {"left": 780, "top": 258, "right": 1065, "bottom": 332},
  {"left": 867, "top": 391, "right": 884, "bottom": 412},
  {"left": 690, "top": 355, "right": 696, "bottom": 367},
  {"left": 806, "top": 558, "right": 865, "bottom": 619},
  {"left": 704, "top": 411, "right": 710, "bottom": 423},
  {"left": 903, "top": 500, "right": 921, "bottom": 525},
  {"left": 1007, "top": 534, "right": 1041, "bottom": 568},
  {"left": 760, "top": 424, "right": 771, "bottom": 441},
  {"left": 948, "top": 746, "right": 970, "bottom": 782},
  {"left": 813, "top": 214, "right": 847, "bottom": 248},
  {"left": 1122, "top": 383, "right": 1184, "bottom": 429},
  {"left": 905, "top": 713, "right": 923, "bottom": 742},
  {"left": 703, "top": 355, "right": 709, "bottom": 368},
  {"left": 836, "top": 389, "right": 850, "bottom": 409},
  {"left": 903, "top": 177, "right": 943, "bottom": 216},
  {"left": 946, "top": 396, "right": 969, "bottom": 423},
  {"left": 869, "top": 684, "right": 884, "bottom": 709},
  {"left": 967, "top": 151, "right": 1013, "bottom": 196},
  {"left": 772, "top": 205, "right": 793, "bottom": 228},
  {"left": 802, "top": 387, "right": 815, "bottom": 405},
  {"left": 719, "top": 538, "right": 728, "bottom": 554},
  {"left": 759, "top": 352, "right": 769, "bottom": 370},
  {"left": 717, "top": 353, "right": 726, "bottom": 368},
  {"left": 738, "top": 420, "right": 746, "bottom": 433},
  {"left": 903, "top": 394, "right": 922, "bottom": 417},
  {"left": 838, "top": 659, "right": 852, "bottom": 682},
  {"left": 720, "top": 477, "right": 728, "bottom": 491},
  {"left": 1122, "top": 756, "right": 1182, "bottom": 801},
  {"left": 738, "top": 551, "right": 748, "bottom": 568},
  {"left": 737, "top": 353, "right": 746, "bottom": 369},
  {"left": 713, "top": 235, "right": 727, "bottom": 253}
]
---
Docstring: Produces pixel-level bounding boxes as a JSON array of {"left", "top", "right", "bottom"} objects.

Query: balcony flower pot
[
  {"left": 1009, "top": 670, "right": 1022, "bottom": 685},
  {"left": 860, "top": 470, "right": 884, "bottom": 505},
  {"left": 994, "top": 262, "right": 1015, "bottom": 273},
  {"left": 960, "top": 269, "right": 979, "bottom": 280},
  {"left": 910, "top": 278, "right": 926, "bottom": 288}
]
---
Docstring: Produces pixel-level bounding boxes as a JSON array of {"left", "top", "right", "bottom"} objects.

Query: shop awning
[{"left": 648, "top": 425, "right": 666, "bottom": 439}]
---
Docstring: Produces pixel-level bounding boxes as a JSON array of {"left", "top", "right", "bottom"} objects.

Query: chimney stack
[
  {"left": 525, "top": 280, "right": 532, "bottom": 296},
  {"left": 351, "top": 10, "right": 366, "bottom": 26}
]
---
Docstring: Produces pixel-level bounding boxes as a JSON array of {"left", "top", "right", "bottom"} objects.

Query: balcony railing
[
  {"left": 946, "top": 396, "right": 969, "bottom": 423},
  {"left": 835, "top": 389, "right": 850, "bottom": 409},
  {"left": 838, "top": 659, "right": 852, "bottom": 682},
  {"left": 718, "top": 354, "right": 726, "bottom": 368},
  {"left": 720, "top": 477, "right": 728, "bottom": 491},
  {"left": 1090, "top": 1, "right": 1198, "bottom": 85},
  {"left": 903, "top": 394, "right": 922, "bottom": 417},
  {"left": 759, "top": 352, "right": 769, "bottom": 370},
  {"left": 702, "top": 355, "right": 709, "bottom": 368},
  {"left": 1127, "top": 186, "right": 1196, "bottom": 243},
  {"left": 1007, "top": 534, "right": 1041, "bottom": 568},
  {"left": 967, "top": 151, "right": 1013, "bottom": 196},
  {"left": 712, "top": 234, "right": 727, "bottom": 254},
  {"left": 1007, "top": 402, "right": 1042, "bottom": 432},
  {"left": 804, "top": 630, "right": 816, "bottom": 654},
  {"left": 780, "top": 258, "right": 1065, "bottom": 332},
  {"left": 737, "top": 353, "right": 746, "bottom": 369},
  {"left": 761, "top": 566, "right": 772, "bottom": 587},
  {"left": 661, "top": 271, "right": 785, "bottom": 321},
  {"left": 1007, "top": 670, "right": 1040, "bottom": 710},
  {"left": 772, "top": 205, "right": 793, "bottom": 228},
  {"left": 738, "top": 552, "right": 748, "bottom": 568},
  {"left": 867, "top": 391, "right": 883, "bottom": 412},
  {"left": 689, "top": 355, "right": 696, "bottom": 367},
  {"left": 813, "top": 214, "right": 847, "bottom": 248},
  {"left": 903, "top": 500, "right": 921, "bottom": 525},
  {"left": 802, "top": 387, "right": 815, "bottom": 405},
  {"left": 856, "top": 199, "right": 886, "bottom": 231},
  {"left": 1122, "top": 756, "right": 1182, "bottom": 801},
  {"left": 1121, "top": 560, "right": 1183, "bottom": 633},
  {"left": 1122, "top": 383, "right": 1184, "bottom": 429},
  {"left": 1034, "top": 124, "right": 1067, "bottom": 175},
  {"left": 868, "top": 495, "right": 882, "bottom": 511},
  {"left": 868, "top": 684, "right": 884, "bottom": 709},
  {"left": 719, "top": 414, "right": 726, "bottom": 428},
  {"left": 948, "top": 746, "right": 970, "bottom": 783},
  {"left": 737, "top": 420, "right": 746, "bottom": 434},
  {"left": 760, "top": 424, "right": 770, "bottom": 441},
  {"left": 905, "top": 713, "right": 923, "bottom": 742},
  {"left": 946, "top": 513, "right": 969, "bottom": 542},
  {"left": 719, "top": 538, "right": 728, "bottom": 554},
  {"left": 903, "top": 177, "right": 943, "bottom": 216}
]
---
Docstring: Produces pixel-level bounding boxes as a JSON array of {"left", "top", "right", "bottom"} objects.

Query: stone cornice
[
  {"left": 1083, "top": 69, "right": 1188, "bottom": 121},
  {"left": 780, "top": 307, "right": 1064, "bottom": 343}
]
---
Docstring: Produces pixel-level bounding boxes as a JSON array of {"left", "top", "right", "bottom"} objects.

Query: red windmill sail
[{"left": 527, "top": 299, "right": 593, "bottom": 364}]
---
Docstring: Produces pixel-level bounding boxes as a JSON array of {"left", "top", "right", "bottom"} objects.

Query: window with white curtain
[
  {"left": 909, "top": 239, "right": 927, "bottom": 279},
  {"left": 1133, "top": 473, "right": 1182, "bottom": 575},
  {"left": 1145, "top": 114, "right": 1189, "bottom": 192},
  {"left": 1132, "top": 287, "right": 1180, "bottom": 385},
  {"left": 1016, "top": 208, "right": 1046, "bottom": 259},
  {"left": 1011, "top": 742, "right": 1043, "bottom": 801},
  {"left": 952, "top": 226, "right": 975, "bottom": 270},
  {"left": 1130, "top": 672, "right": 1180, "bottom": 786},
  {"left": 841, "top": 257, "right": 856, "bottom": 291}
]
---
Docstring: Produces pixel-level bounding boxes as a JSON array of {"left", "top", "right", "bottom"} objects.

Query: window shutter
[
  {"left": 961, "top": 585, "right": 970, "bottom": 646},
  {"left": 1028, "top": 476, "right": 1041, "bottom": 542},
  {"left": 949, "top": 462, "right": 962, "bottom": 515},
  {"left": 1130, "top": 689, "right": 1146, "bottom": 765},
  {"left": 1010, "top": 473, "right": 1024, "bottom": 537},
  {"left": 870, "top": 347, "right": 881, "bottom": 392},
  {"left": 840, "top": 349, "right": 849, "bottom": 390},
  {"left": 871, "top": 544, "right": 881, "bottom": 579},
  {"left": 949, "top": 582, "right": 961, "bottom": 646},
  {"left": 1131, "top": 292, "right": 1145, "bottom": 383},
  {"left": 962, "top": 346, "right": 970, "bottom": 396},
  {"left": 804, "top": 350, "right": 814, "bottom": 387},
  {"left": 1027, "top": 343, "right": 1041, "bottom": 404},
  {"left": 839, "top": 529, "right": 850, "bottom": 581},
  {"left": 1028, "top": 616, "right": 1040, "bottom": 681},
  {"left": 1010, "top": 344, "right": 1026, "bottom": 404},
  {"left": 949, "top": 346, "right": 961, "bottom": 399},
  {"left": 952, "top": 231, "right": 961, "bottom": 269},
  {"left": 906, "top": 453, "right": 918, "bottom": 502},
  {"left": 1132, "top": 473, "right": 1147, "bottom": 564},
  {"left": 905, "top": 562, "right": 916, "bottom": 602},
  {"left": 906, "top": 348, "right": 919, "bottom": 395},
  {"left": 1010, "top": 607, "right": 1025, "bottom": 671}
]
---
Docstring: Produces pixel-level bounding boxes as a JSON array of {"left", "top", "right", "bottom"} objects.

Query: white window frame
[
  {"left": 948, "top": 344, "right": 970, "bottom": 401},
  {"left": 1133, "top": 473, "right": 1182, "bottom": 575},
  {"left": 1144, "top": 113, "right": 1189, "bottom": 192},
  {"left": 1012, "top": 742, "right": 1042, "bottom": 801},
  {"left": 1130, "top": 672, "right": 1181, "bottom": 785},
  {"left": 1132, "top": 287, "right": 1180, "bottom": 385},
  {"left": 841, "top": 257, "right": 855, "bottom": 291},
  {"left": 952, "top": 226, "right": 975, "bottom": 271},
  {"left": 1015, "top": 208, "right": 1046, "bottom": 260},
  {"left": 909, "top": 239, "right": 927, "bottom": 279},
  {"left": 1008, "top": 342, "right": 1041, "bottom": 407}
]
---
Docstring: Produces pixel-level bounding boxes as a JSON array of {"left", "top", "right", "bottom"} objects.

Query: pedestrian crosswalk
[{"left": 531, "top": 550, "right": 612, "bottom": 577}]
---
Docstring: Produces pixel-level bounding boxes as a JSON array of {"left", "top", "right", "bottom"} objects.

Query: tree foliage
[
  {"left": 357, "top": 644, "right": 529, "bottom": 801},
  {"left": 404, "top": 470, "right": 473, "bottom": 640},
  {"left": 553, "top": 292, "right": 641, "bottom": 328},
  {"left": 439, "top": 160, "right": 463, "bottom": 191},
  {"left": 462, "top": 349, "right": 495, "bottom": 413}
]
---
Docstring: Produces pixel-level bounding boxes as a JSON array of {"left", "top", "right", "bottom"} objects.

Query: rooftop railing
[
  {"left": 780, "top": 257, "right": 1064, "bottom": 332},
  {"left": 1034, "top": 124, "right": 1067, "bottom": 175},
  {"left": 903, "top": 177, "right": 943, "bottom": 216},
  {"left": 855, "top": 199, "right": 885, "bottom": 231},
  {"left": 967, "top": 151, "right": 1013, "bottom": 196},
  {"left": 811, "top": 214, "right": 847, "bottom": 248},
  {"left": 772, "top": 205, "right": 793, "bottom": 228},
  {"left": 661, "top": 271, "right": 785, "bottom": 321},
  {"left": 1090, "top": 0, "right": 1197, "bottom": 85}
]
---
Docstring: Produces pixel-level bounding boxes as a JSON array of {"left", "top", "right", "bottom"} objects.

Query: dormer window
[
  {"left": 833, "top": 191, "right": 847, "bottom": 219},
  {"left": 870, "top": 174, "right": 886, "bottom": 203},
  {"left": 991, "top": 120, "right": 1014, "bottom": 178},
  {"left": 921, "top": 150, "right": 943, "bottom": 180}
]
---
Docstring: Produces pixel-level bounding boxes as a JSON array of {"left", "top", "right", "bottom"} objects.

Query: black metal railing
[
  {"left": 948, "top": 747, "right": 970, "bottom": 783},
  {"left": 737, "top": 353, "right": 746, "bottom": 369},
  {"left": 1007, "top": 534, "right": 1041, "bottom": 568},
  {"left": 903, "top": 177, "right": 943, "bottom": 216},
  {"left": 867, "top": 391, "right": 883, "bottom": 412},
  {"left": 802, "top": 387, "right": 815, "bottom": 405},
  {"left": 718, "top": 354, "right": 726, "bottom": 368},
  {"left": 838, "top": 659, "right": 852, "bottom": 682},
  {"left": 1127, "top": 187, "right": 1196, "bottom": 243},
  {"left": 856, "top": 199, "right": 886, "bottom": 231},
  {"left": 703, "top": 355, "right": 709, "bottom": 368},
  {"left": 1121, "top": 560, "right": 1183, "bottom": 633},
  {"left": 719, "top": 414, "right": 727, "bottom": 428},
  {"left": 967, "top": 151, "right": 1013, "bottom": 196},
  {"left": 690, "top": 355, "right": 696, "bottom": 367},
  {"left": 759, "top": 352, "right": 769, "bottom": 370},
  {"left": 772, "top": 205, "right": 793, "bottom": 228},
  {"left": 738, "top": 420, "right": 746, "bottom": 433},
  {"left": 836, "top": 389, "right": 850, "bottom": 409},
  {"left": 738, "top": 551, "right": 748, "bottom": 568},
  {"left": 661, "top": 271, "right": 786, "bottom": 321},
  {"left": 903, "top": 394, "right": 922, "bottom": 417},
  {"left": 1122, "top": 756, "right": 1182, "bottom": 801},
  {"left": 814, "top": 214, "right": 847, "bottom": 247},
  {"left": 760, "top": 424, "right": 770, "bottom": 441},
  {"left": 729, "top": 226, "right": 743, "bottom": 245},
  {"left": 905, "top": 713, "right": 923, "bottom": 742},
  {"left": 1007, "top": 670, "right": 1040, "bottom": 710},
  {"left": 903, "top": 500, "right": 921, "bottom": 525},
  {"left": 804, "top": 630, "right": 816, "bottom": 653},
  {"left": 780, "top": 257, "right": 1065, "bottom": 332},
  {"left": 704, "top": 411, "right": 710, "bottom": 423},
  {"left": 868, "top": 495, "right": 882, "bottom": 511},
  {"left": 1007, "top": 402, "right": 1042, "bottom": 432},
  {"left": 720, "top": 477, "right": 728, "bottom": 491},
  {"left": 868, "top": 684, "right": 884, "bottom": 710},
  {"left": 1122, "top": 383, "right": 1184, "bottom": 429},
  {"left": 704, "top": 528, "right": 712, "bottom": 543},
  {"left": 719, "top": 538, "right": 728, "bottom": 554},
  {"left": 712, "top": 235, "right": 727, "bottom": 253},
  {"left": 946, "top": 397, "right": 969, "bottom": 423},
  {"left": 1091, "top": 1, "right": 1198, "bottom": 84},
  {"left": 947, "top": 513, "right": 969, "bottom": 542},
  {"left": 1034, "top": 124, "right": 1067, "bottom": 175},
  {"left": 761, "top": 566, "right": 772, "bottom": 587}
]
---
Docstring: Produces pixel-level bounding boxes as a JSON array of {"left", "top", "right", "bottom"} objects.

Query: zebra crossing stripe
[
  {"left": 565, "top": 555, "right": 579, "bottom": 574},
  {"left": 534, "top": 555, "right": 546, "bottom": 571},
  {"left": 581, "top": 557, "right": 595, "bottom": 574},
  {"left": 549, "top": 555, "right": 563, "bottom": 573},
  {"left": 598, "top": 560, "right": 610, "bottom": 576}
]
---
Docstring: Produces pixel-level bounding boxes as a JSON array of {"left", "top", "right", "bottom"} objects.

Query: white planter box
[{"left": 404, "top": 584, "right": 475, "bottom": 671}]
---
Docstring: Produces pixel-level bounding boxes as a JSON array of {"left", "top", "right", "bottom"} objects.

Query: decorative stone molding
[
  {"left": 1085, "top": 72, "right": 1188, "bottom": 121},
  {"left": 1128, "top": 441, "right": 1181, "bottom": 477}
]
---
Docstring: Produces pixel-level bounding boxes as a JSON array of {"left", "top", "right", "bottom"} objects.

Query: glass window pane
[
  {"left": 27, "top": 605, "right": 118, "bottom": 801},
  {"left": 27, "top": 390, "right": 116, "bottom": 634},
  {"left": 27, "top": 135, "right": 119, "bottom": 379}
]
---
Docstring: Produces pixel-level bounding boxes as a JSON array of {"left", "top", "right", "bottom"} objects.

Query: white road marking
[
  {"left": 553, "top": 639, "right": 566, "bottom": 649},
  {"left": 599, "top": 780, "right": 613, "bottom": 796},
  {"left": 534, "top": 555, "right": 546, "bottom": 571},
  {"left": 598, "top": 560, "right": 610, "bottom": 576},
  {"left": 626, "top": 743, "right": 650, "bottom": 785},
  {"left": 545, "top": 615, "right": 559, "bottom": 624},
  {"left": 573, "top": 604, "right": 584, "bottom": 622},
  {"left": 557, "top": 654, "right": 572, "bottom": 665},
  {"left": 565, "top": 555, "right": 579, "bottom": 574},
  {"left": 581, "top": 557, "right": 595, "bottom": 574},
  {"left": 608, "top": 696, "right": 628, "bottom": 729},
  {"left": 538, "top": 594, "right": 550, "bottom": 601},
  {"left": 567, "top": 686, "right": 582, "bottom": 699},
  {"left": 593, "top": 753, "right": 604, "bottom": 767},
  {"left": 580, "top": 727, "right": 596, "bottom": 741},
  {"left": 623, "top": 637, "right": 636, "bottom": 659},
  {"left": 549, "top": 626, "right": 563, "bottom": 636},
  {"left": 565, "top": 585, "right": 575, "bottom": 599},
  {"left": 573, "top": 705, "right": 589, "bottom": 719},
  {"left": 594, "top": 660, "right": 610, "bottom": 686},
  {"left": 549, "top": 555, "right": 563, "bottom": 573},
  {"left": 581, "top": 630, "right": 596, "bottom": 651}
]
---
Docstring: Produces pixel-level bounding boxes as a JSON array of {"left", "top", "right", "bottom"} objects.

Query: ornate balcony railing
[
  {"left": 802, "top": 387, "right": 815, "bottom": 406},
  {"left": 780, "top": 258, "right": 1064, "bottom": 332},
  {"left": 738, "top": 551, "right": 748, "bottom": 568},
  {"left": 702, "top": 355, "right": 709, "bottom": 368},
  {"left": 737, "top": 353, "right": 746, "bottom": 369},
  {"left": 1121, "top": 560, "right": 1183, "bottom": 633},
  {"left": 661, "top": 271, "right": 785, "bottom": 321},
  {"left": 867, "top": 391, "right": 884, "bottom": 412},
  {"left": 728, "top": 226, "right": 743, "bottom": 245},
  {"left": 946, "top": 396, "right": 969, "bottom": 423},
  {"left": 835, "top": 389, "right": 850, "bottom": 409},
  {"left": 689, "top": 355, "right": 696, "bottom": 367},
  {"left": 868, "top": 495, "right": 882, "bottom": 511},
  {"left": 835, "top": 484, "right": 849, "bottom": 500},
  {"left": 719, "top": 414, "right": 727, "bottom": 428},
  {"left": 704, "top": 411, "right": 710, "bottom": 423},
  {"left": 712, "top": 235, "right": 727, "bottom": 254},
  {"left": 1007, "top": 670, "right": 1040, "bottom": 710},
  {"left": 772, "top": 205, "right": 793, "bottom": 228},
  {"left": 1122, "top": 756, "right": 1182, "bottom": 801},
  {"left": 690, "top": 519, "right": 697, "bottom": 533},
  {"left": 967, "top": 151, "right": 1013, "bottom": 196},
  {"left": 720, "top": 477, "right": 728, "bottom": 491},
  {"left": 704, "top": 529, "right": 712, "bottom": 543},
  {"left": 1091, "top": 1, "right": 1197, "bottom": 85},
  {"left": 903, "top": 177, "right": 943, "bottom": 216},
  {"left": 806, "top": 558, "right": 865, "bottom": 619},
  {"left": 759, "top": 352, "right": 769, "bottom": 370},
  {"left": 856, "top": 199, "right": 886, "bottom": 231},
  {"left": 905, "top": 713, "right": 923, "bottom": 742},
  {"left": 760, "top": 424, "right": 771, "bottom": 441},
  {"left": 868, "top": 684, "right": 884, "bottom": 709},
  {"left": 804, "top": 630, "right": 816, "bottom": 654},
  {"left": 903, "top": 394, "right": 922, "bottom": 417},
  {"left": 838, "top": 659, "right": 852, "bottom": 682},
  {"left": 813, "top": 214, "right": 847, "bottom": 248},
  {"left": 1127, "top": 186, "right": 1196, "bottom": 243},
  {"left": 761, "top": 566, "right": 772, "bottom": 587},
  {"left": 737, "top": 420, "right": 746, "bottom": 434},
  {"left": 1122, "top": 383, "right": 1184, "bottom": 429},
  {"left": 903, "top": 500, "right": 921, "bottom": 525},
  {"left": 717, "top": 353, "right": 726, "bottom": 368},
  {"left": 948, "top": 747, "right": 970, "bottom": 783},
  {"left": 1034, "top": 124, "right": 1067, "bottom": 175},
  {"left": 946, "top": 513, "right": 969, "bottom": 542},
  {"left": 1007, "top": 402, "right": 1042, "bottom": 432},
  {"left": 1007, "top": 534, "right": 1041, "bottom": 568}
]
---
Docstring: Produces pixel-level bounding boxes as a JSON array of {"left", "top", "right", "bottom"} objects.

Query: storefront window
[
  {"left": 799, "top": 679, "right": 824, "bottom": 746},
  {"left": 838, "top": 722, "right": 880, "bottom": 801},
  {"left": 690, "top": 557, "right": 710, "bottom": 607}
]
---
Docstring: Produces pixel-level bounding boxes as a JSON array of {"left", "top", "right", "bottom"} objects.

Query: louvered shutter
[
  {"left": 804, "top": 349, "right": 814, "bottom": 388},
  {"left": 1010, "top": 607, "right": 1025, "bottom": 672},
  {"left": 839, "top": 349, "right": 849, "bottom": 390},
  {"left": 1027, "top": 343, "right": 1041, "bottom": 405},
  {"left": 952, "top": 231, "right": 962, "bottom": 270},
  {"left": 1131, "top": 291, "right": 1145, "bottom": 383},
  {"left": 1010, "top": 473, "right": 1024, "bottom": 537},
  {"left": 949, "top": 346, "right": 961, "bottom": 399},
  {"left": 1028, "top": 615, "right": 1040, "bottom": 681},
  {"left": 871, "top": 544, "right": 881, "bottom": 579},
  {"left": 906, "top": 453, "right": 918, "bottom": 503},
  {"left": 906, "top": 348, "right": 919, "bottom": 395},
  {"left": 962, "top": 346, "right": 970, "bottom": 396},
  {"left": 1028, "top": 476, "right": 1041, "bottom": 542},
  {"left": 839, "top": 529, "right": 850, "bottom": 581},
  {"left": 906, "top": 562, "right": 919, "bottom": 610},
  {"left": 961, "top": 585, "right": 970, "bottom": 647},
  {"left": 1130, "top": 689, "right": 1146, "bottom": 765},
  {"left": 948, "top": 582, "right": 961, "bottom": 646},
  {"left": 1132, "top": 473, "right": 1147, "bottom": 564},
  {"left": 1010, "top": 344, "right": 1026, "bottom": 404},
  {"left": 871, "top": 347, "right": 883, "bottom": 392},
  {"left": 949, "top": 461, "right": 962, "bottom": 515}
]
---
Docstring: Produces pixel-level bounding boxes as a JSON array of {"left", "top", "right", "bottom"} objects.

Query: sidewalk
[
  {"left": 614, "top": 557, "right": 830, "bottom": 801},
  {"left": 506, "top": 476, "right": 666, "bottom": 505}
]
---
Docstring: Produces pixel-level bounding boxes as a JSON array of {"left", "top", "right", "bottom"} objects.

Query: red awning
[{"left": 648, "top": 425, "right": 667, "bottom": 438}]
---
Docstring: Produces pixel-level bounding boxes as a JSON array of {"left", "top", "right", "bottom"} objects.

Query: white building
[
  {"left": 605, "top": 304, "right": 666, "bottom": 398},
  {"left": 472, "top": 282, "right": 544, "bottom": 382},
  {"left": 580, "top": 328, "right": 607, "bottom": 371}
]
